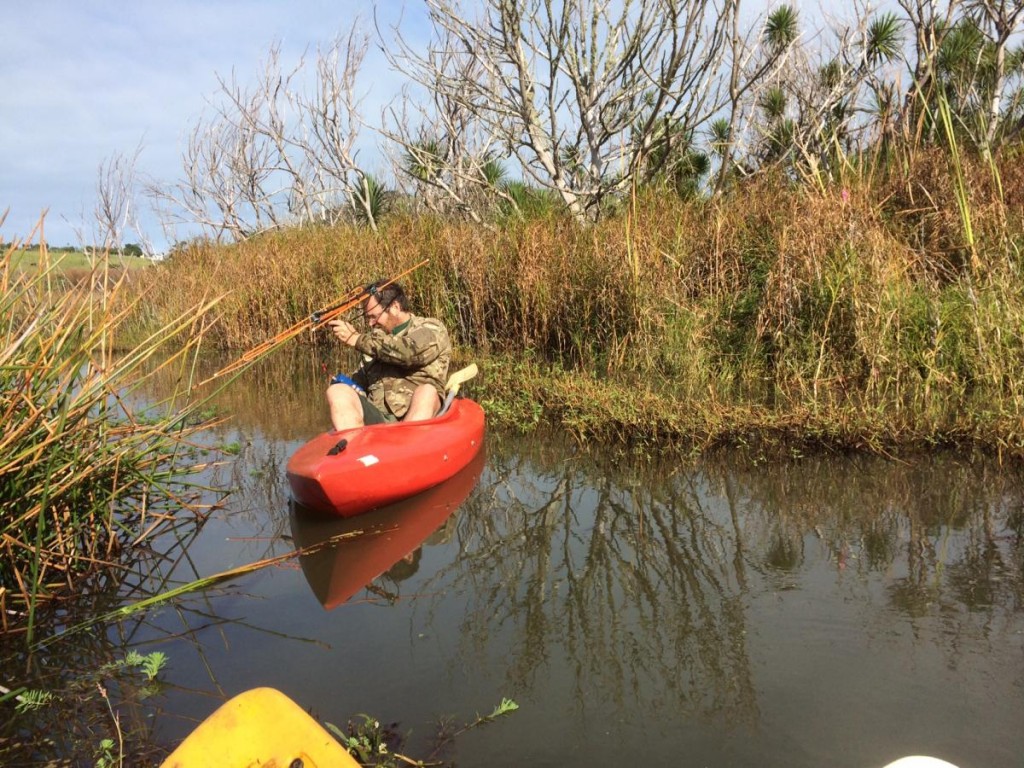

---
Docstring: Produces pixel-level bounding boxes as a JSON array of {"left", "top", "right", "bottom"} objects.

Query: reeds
[
  {"left": 131, "top": 148, "right": 1024, "bottom": 457},
  {"left": 1, "top": 220, "right": 221, "bottom": 640}
]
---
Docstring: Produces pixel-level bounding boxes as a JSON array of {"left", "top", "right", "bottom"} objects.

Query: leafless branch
[
  {"left": 154, "top": 23, "right": 376, "bottom": 241},
  {"left": 92, "top": 143, "right": 156, "bottom": 256},
  {"left": 385, "top": 0, "right": 748, "bottom": 223}
]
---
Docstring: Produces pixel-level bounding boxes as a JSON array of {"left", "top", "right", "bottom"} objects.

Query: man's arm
[{"left": 354, "top": 321, "right": 449, "bottom": 368}]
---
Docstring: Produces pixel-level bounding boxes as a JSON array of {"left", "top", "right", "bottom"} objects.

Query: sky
[
  {"left": 2, "top": 1, "right": 880, "bottom": 254},
  {"left": 2, "top": 1, "right": 421, "bottom": 252}
]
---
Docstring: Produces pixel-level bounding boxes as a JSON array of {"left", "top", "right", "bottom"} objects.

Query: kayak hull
[{"left": 286, "top": 397, "right": 485, "bottom": 516}]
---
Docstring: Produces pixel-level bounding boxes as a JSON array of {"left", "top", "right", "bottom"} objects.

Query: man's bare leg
[
  {"left": 404, "top": 384, "right": 441, "bottom": 422},
  {"left": 326, "top": 384, "right": 364, "bottom": 431}
]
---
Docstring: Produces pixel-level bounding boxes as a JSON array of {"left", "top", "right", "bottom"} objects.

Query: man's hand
[{"left": 328, "top": 318, "right": 359, "bottom": 347}]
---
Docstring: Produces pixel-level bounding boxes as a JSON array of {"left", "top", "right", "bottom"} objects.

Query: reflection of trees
[
  {"left": 431, "top": 433, "right": 761, "bottom": 723},
  {"left": 691, "top": 453, "right": 1024, "bottom": 657},
  {"left": 422, "top": 436, "right": 1024, "bottom": 725}
]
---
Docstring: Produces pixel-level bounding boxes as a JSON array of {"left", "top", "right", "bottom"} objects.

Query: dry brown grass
[{"left": 128, "top": 149, "right": 1024, "bottom": 455}]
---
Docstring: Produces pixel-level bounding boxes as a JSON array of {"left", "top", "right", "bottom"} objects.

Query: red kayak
[
  {"left": 286, "top": 397, "right": 485, "bottom": 516},
  {"left": 290, "top": 449, "right": 486, "bottom": 608}
]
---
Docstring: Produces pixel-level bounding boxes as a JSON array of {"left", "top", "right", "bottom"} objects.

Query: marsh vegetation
[
  {"left": 134, "top": 149, "right": 1024, "bottom": 459},
  {"left": 0, "top": 233, "right": 220, "bottom": 641},
  {"left": 118, "top": 0, "right": 1024, "bottom": 459}
]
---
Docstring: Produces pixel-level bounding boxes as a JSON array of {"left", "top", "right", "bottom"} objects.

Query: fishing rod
[{"left": 199, "top": 258, "right": 430, "bottom": 386}]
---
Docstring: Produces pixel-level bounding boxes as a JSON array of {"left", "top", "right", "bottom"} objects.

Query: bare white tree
[
  {"left": 379, "top": 16, "right": 511, "bottom": 223},
  {"left": 713, "top": 3, "right": 800, "bottom": 190},
  {"left": 147, "top": 109, "right": 278, "bottom": 242},
  {"left": 973, "top": 0, "right": 1024, "bottom": 152},
  {"left": 92, "top": 143, "right": 155, "bottom": 256},
  {"left": 214, "top": 45, "right": 310, "bottom": 224},
  {"left": 151, "top": 20, "right": 377, "bottom": 242},
  {"left": 385, "top": 0, "right": 751, "bottom": 223},
  {"left": 293, "top": 28, "right": 380, "bottom": 229}
]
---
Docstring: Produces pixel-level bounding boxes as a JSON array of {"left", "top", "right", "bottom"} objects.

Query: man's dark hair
[{"left": 366, "top": 280, "right": 409, "bottom": 311}]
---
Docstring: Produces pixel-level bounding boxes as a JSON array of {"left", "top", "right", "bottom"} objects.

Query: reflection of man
[
  {"left": 384, "top": 548, "right": 422, "bottom": 583},
  {"left": 425, "top": 513, "right": 458, "bottom": 547},
  {"left": 326, "top": 281, "right": 451, "bottom": 432}
]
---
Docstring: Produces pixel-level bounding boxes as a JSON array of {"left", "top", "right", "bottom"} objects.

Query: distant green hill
[{"left": 8, "top": 246, "right": 152, "bottom": 271}]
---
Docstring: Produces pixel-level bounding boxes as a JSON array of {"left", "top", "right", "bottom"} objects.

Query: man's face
[{"left": 364, "top": 296, "right": 398, "bottom": 331}]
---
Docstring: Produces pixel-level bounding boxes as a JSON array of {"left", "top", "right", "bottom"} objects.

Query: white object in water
[{"left": 881, "top": 758, "right": 959, "bottom": 768}]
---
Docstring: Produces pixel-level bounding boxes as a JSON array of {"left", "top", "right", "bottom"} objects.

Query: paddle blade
[{"left": 445, "top": 363, "right": 478, "bottom": 397}]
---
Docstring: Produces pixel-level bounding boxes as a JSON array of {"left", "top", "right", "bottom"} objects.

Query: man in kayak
[{"left": 325, "top": 281, "right": 451, "bottom": 431}]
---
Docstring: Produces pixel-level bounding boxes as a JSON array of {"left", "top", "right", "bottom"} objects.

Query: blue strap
[{"left": 329, "top": 373, "right": 365, "bottom": 395}]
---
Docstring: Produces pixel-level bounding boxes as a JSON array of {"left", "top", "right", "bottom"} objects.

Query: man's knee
[
  {"left": 406, "top": 384, "right": 441, "bottom": 420},
  {"left": 327, "top": 383, "right": 365, "bottom": 430},
  {"left": 327, "top": 383, "right": 357, "bottom": 406},
  {"left": 417, "top": 383, "right": 441, "bottom": 405}
]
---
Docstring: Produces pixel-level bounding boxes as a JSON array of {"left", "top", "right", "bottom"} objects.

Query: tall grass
[
  {"left": 132, "top": 149, "right": 1024, "bottom": 457},
  {"left": 1, "top": 222, "right": 221, "bottom": 641}
]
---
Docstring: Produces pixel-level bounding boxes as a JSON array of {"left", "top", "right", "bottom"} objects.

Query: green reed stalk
[
  {"left": 34, "top": 528, "right": 365, "bottom": 649},
  {"left": 936, "top": 90, "right": 977, "bottom": 269}
]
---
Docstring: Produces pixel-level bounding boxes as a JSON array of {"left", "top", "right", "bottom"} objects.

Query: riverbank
[
  {"left": 479, "top": 353, "right": 1023, "bottom": 461},
  {"left": 128, "top": 152, "right": 1024, "bottom": 460}
]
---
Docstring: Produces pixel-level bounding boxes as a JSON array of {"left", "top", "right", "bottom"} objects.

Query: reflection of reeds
[
  {"left": 1, "top": 220, "right": 221, "bottom": 641},
  {"left": 414, "top": 433, "right": 1024, "bottom": 723},
  {"left": 139, "top": 346, "right": 337, "bottom": 441}
]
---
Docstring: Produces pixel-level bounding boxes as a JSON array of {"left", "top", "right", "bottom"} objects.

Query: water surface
[{"left": 6, "top": 352, "right": 1024, "bottom": 767}]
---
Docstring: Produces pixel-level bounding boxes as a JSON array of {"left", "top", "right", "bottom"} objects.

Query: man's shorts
[
  {"left": 360, "top": 395, "right": 397, "bottom": 425},
  {"left": 330, "top": 373, "right": 397, "bottom": 425}
]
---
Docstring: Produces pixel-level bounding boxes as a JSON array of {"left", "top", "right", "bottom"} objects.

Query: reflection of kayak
[
  {"left": 286, "top": 393, "right": 485, "bottom": 517},
  {"left": 291, "top": 449, "right": 485, "bottom": 609},
  {"left": 159, "top": 687, "right": 359, "bottom": 767}
]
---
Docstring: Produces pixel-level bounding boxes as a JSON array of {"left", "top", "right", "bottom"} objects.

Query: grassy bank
[
  {"left": 130, "top": 149, "right": 1024, "bottom": 458},
  {"left": 8, "top": 245, "right": 151, "bottom": 284}
]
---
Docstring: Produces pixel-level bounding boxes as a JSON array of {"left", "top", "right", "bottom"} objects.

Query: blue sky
[{"left": 2, "top": 1, "right": 420, "bottom": 251}]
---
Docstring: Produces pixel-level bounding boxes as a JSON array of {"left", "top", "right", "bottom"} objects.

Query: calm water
[{"left": 5, "top": 353, "right": 1024, "bottom": 767}]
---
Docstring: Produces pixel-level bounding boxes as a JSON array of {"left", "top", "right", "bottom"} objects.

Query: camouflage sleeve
[{"left": 353, "top": 320, "right": 448, "bottom": 368}]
